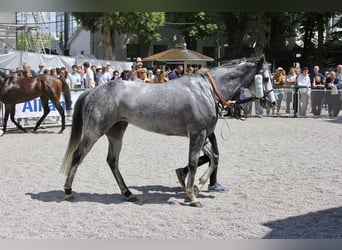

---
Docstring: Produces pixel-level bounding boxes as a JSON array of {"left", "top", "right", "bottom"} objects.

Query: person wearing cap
[{"left": 37, "top": 63, "right": 45, "bottom": 75}]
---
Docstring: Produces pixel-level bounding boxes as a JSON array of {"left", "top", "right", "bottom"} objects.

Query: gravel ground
[{"left": 0, "top": 116, "right": 341, "bottom": 239}]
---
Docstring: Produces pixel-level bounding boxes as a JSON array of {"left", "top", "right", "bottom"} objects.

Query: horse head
[
  {"left": 234, "top": 56, "right": 276, "bottom": 109},
  {"left": 255, "top": 55, "right": 276, "bottom": 108},
  {"left": 212, "top": 56, "right": 275, "bottom": 109}
]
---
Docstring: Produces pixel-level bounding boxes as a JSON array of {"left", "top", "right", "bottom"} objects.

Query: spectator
[
  {"left": 296, "top": 67, "right": 311, "bottom": 117},
  {"left": 138, "top": 68, "right": 151, "bottom": 83},
  {"left": 310, "top": 66, "right": 325, "bottom": 116},
  {"left": 285, "top": 67, "right": 297, "bottom": 114},
  {"left": 83, "top": 62, "right": 95, "bottom": 88},
  {"left": 147, "top": 70, "right": 154, "bottom": 82},
  {"left": 37, "top": 63, "right": 45, "bottom": 75},
  {"left": 77, "top": 65, "right": 86, "bottom": 88},
  {"left": 121, "top": 69, "right": 131, "bottom": 80},
  {"left": 98, "top": 65, "right": 111, "bottom": 86},
  {"left": 69, "top": 65, "right": 82, "bottom": 89},
  {"left": 128, "top": 70, "right": 142, "bottom": 83},
  {"left": 95, "top": 65, "right": 103, "bottom": 87},
  {"left": 59, "top": 67, "right": 71, "bottom": 89},
  {"left": 186, "top": 66, "right": 195, "bottom": 74},
  {"left": 111, "top": 70, "right": 121, "bottom": 81},
  {"left": 154, "top": 70, "right": 168, "bottom": 84},
  {"left": 325, "top": 70, "right": 341, "bottom": 118},
  {"left": 272, "top": 67, "right": 286, "bottom": 116},
  {"left": 22, "top": 62, "right": 36, "bottom": 77},
  {"left": 168, "top": 65, "right": 184, "bottom": 80},
  {"left": 135, "top": 57, "right": 143, "bottom": 71},
  {"left": 336, "top": 64, "right": 342, "bottom": 82},
  {"left": 91, "top": 65, "right": 97, "bottom": 83}
]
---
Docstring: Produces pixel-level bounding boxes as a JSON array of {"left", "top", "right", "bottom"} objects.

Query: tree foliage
[
  {"left": 72, "top": 12, "right": 342, "bottom": 65},
  {"left": 72, "top": 12, "right": 165, "bottom": 59}
]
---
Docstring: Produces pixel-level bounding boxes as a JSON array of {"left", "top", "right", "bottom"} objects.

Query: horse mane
[{"left": 219, "top": 57, "right": 261, "bottom": 68}]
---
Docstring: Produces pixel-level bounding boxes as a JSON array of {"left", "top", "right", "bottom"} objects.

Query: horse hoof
[
  {"left": 189, "top": 201, "right": 202, "bottom": 207},
  {"left": 64, "top": 194, "right": 75, "bottom": 201},
  {"left": 127, "top": 195, "right": 138, "bottom": 202}
]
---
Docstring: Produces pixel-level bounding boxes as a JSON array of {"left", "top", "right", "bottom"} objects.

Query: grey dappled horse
[{"left": 60, "top": 56, "right": 276, "bottom": 207}]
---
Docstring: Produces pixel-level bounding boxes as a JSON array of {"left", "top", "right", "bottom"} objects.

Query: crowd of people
[
  {"left": 244, "top": 64, "right": 342, "bottom": 118},
  {"left": 10, "top": 59, "right": 342, "bottom": 119},
  {"left": 10, "top": 57, "right": 197, "bottom": 90}
]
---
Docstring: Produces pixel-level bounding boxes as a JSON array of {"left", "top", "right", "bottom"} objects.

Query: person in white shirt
[
  {"left": 97, "top": 65, "right": 112, "bottom": 86},
  {"left": 83, "top": 61, "right": 95, "bottom": 88},
  {"left": 296, "top": 66, "right": 311, "bottom": 117}
]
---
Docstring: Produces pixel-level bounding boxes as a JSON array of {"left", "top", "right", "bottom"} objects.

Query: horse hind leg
[
  {"left": 63, "top": 133, "right": 101, "bottom": 201},
  {"left": 52, "top": 96, "right": 66, "bottom": 134},
  {"left": 105, "top": 122, "right": 136, "bottom": 202},
  {"left": 33, "top": 96, "right": 50, "bottom": 132}
]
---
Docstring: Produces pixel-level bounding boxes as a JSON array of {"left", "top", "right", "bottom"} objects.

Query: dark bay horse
[
  {"left": 0, "top": 73, "right": 71, "bottom": 135},
  {"left": 61, "top": 56, "right": 276, "bottom": 207}
]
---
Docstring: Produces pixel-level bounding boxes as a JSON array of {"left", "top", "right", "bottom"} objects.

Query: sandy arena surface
[{"left": 0, "top": 116, "right": 341, "bottom": 239}]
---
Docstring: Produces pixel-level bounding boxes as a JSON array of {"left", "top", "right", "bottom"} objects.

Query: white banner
[{"left": 13, "top": 89, "right": 85, "bottom": 118}]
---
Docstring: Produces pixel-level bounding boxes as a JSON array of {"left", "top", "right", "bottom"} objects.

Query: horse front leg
[
  {"left": 7, "top": 104, "right": 27, "bottom": 133},
  {"left": 187, "top": 130, "right": 207, "bottom": 207},
  {"left": 1, "top": 104, "right": 10, "bottom": 135},
  {"left": 197, "top": 132, "right": 219, "bottom": 190}
]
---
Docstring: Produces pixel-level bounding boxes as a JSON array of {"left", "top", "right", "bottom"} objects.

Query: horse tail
[{"left": 60, "top": 90, "right": 90, "bottom": 175}]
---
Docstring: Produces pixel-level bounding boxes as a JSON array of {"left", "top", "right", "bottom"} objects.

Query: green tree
[
  {"left": 72, "top": 12, "right": 165, "bottom": 60},
  {"left": 166, "top": 12, "right": 223, "bottom": 50},
  {"left": 118, "top": 12, "right": 165, "bottom": 58}
]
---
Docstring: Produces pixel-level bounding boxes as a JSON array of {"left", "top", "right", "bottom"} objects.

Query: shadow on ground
[
  {"left": 262, "top": 206, "right": 342, "bottom": 238},
  {"left": 25, "top": 185, "right": 215, "bottom": 206}
]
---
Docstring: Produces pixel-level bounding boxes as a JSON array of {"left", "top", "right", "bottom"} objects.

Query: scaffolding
[
  {"left": 16, "top": 12, "right": 51, "bottom": 54},
  {"left": 31, "top": 12, "right": 49, "bottom": 54}
]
